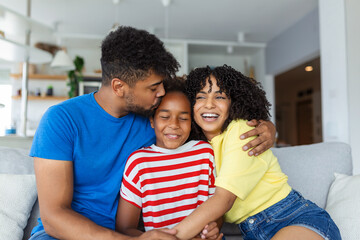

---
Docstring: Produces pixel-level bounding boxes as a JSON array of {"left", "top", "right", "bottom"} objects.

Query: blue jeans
[
  {"left": 28, "top": 230, "right": 57, "bottom": 240},
  {"left": 238, "top": 190, "right": 341, "bottom": 240}
]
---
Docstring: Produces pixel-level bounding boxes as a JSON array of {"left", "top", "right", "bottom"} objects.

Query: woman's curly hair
[
  {"left": 100, "top": 26, "right": 179, "bottom": 86},
  {"left": 186, "top": 65, "right": 271, "bottom": 140}
]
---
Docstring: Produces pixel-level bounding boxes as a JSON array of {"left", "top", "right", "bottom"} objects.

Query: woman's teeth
[{"left": 202, "top": 113, "right": 219, "bottom": 118}]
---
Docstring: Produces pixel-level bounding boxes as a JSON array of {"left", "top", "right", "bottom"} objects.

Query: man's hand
[
  {"left": 135, "top": 228, "right": 178, "bottom": 240},
  {"left": 241, "top": 120, "right": 276, "bottom": 156},
  {"left": 199, "top": 222, "right": 222, "bottom": 239}
]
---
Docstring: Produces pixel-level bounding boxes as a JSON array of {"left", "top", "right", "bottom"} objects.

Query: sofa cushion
[
  {"left": 272, "top": 142, "right": 352, "bottom": 208},
  {"left": 326, "top": 173, "right": 360, "bottom": 240},
  {"left": 0, "top": 146, "right": 34, "bottom": 174},
  {"left": 0, "top": 146, "right": 39, "bottom": 239},
  {"left": 0, "top": 174, "right": 37, "bottom": 240}
]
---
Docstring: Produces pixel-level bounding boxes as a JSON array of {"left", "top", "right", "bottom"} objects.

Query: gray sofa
[{"left": 0, "top": 142, "right": 352, "bottom": 240}]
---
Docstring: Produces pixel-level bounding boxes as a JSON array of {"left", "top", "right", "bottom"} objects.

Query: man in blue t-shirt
[{"left": 30, "top": 26, "right": 276, "bottom": 240}]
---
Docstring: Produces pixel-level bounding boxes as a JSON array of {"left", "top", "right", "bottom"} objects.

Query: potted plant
[
  {"left": 67, "top": 56, "right": 84, "bottom": 98},
  {"left": 46, "top": 85, "right": 53, "bottom": 96}
]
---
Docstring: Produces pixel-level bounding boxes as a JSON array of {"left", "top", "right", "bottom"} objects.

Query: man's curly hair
[
  {"left": 100, "top": 26, "right": 179, "bottom": 86},
  {"left": 186, "top": 65, "right": 271, "bottom": 140}
]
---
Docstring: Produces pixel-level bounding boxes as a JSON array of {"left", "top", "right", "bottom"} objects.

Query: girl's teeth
[{"left": 167, "top": 134, "right": 178, "bottom": 139}]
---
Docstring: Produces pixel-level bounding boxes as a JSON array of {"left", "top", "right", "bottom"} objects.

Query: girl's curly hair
[
  {"left": 101, "top": 26, "right": 179, "bottom": 86},
  {"left": 186, "top": 65, "right": 271, "bottom": 140}
]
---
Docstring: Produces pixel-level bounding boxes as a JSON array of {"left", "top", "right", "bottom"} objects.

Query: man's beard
[{"left": 126, "top": 95, "right": 162, "bottom": 117}]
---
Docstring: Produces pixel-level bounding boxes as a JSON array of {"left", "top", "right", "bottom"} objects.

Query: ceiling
[
  {"left": 276, "top": 57, "right": 320, "bottom": 85},
  {"left": 1, "top": 0, "right": 318, "bottom": 48}
]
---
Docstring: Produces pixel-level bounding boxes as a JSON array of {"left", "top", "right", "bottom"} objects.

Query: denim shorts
[
  {"left": 238, "top": 190, "right": 341, "bottom": 240},
  {"left": 28, "top": 230, "right": 58, "bottom": 240}
]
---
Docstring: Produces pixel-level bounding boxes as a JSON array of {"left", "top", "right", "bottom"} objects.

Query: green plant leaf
[{"left": 67, "top": 55, "right": 85, "bottom": 98}]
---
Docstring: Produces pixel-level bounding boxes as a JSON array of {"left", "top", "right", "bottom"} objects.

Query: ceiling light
[
  {"left": 227, "top": 45, "right": 234, "bottom": 54},
  {"left": 162, "top": 0, "right": 172, "bottom": 7},
  {"left": 237, "top": 32, "right": 245, "bottom": 42},
  {"left": 50, "top": 49, "right": 75, "bottom": 71},
  {"left": 305, "top": 65, "right": 313, "bottom": 72}
]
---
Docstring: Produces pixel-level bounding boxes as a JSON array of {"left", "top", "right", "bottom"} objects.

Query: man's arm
[
  {"left": 35, "top": 158, "right": 177, "bottom": 240},
  {"left": 242, "top": 120, "right": 276, "bottom": 156}
]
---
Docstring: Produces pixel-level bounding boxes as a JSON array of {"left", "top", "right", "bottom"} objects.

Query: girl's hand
[
  {"left": 134, "top": 228, "right": 178, "bottom": 240},
  {"left": 241, "top": 120, "right": 276, "bottom": 156},
  {"left": 199, "top": 222, "right": 223, "bottom": 239}
]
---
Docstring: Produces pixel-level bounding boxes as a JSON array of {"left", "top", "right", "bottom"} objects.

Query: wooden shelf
[
  {"left": 12, "top": 95, "right": 68, "bottom": 101},
  {"left": 10, "top": 73, "right": 67, "bottom": 80}
]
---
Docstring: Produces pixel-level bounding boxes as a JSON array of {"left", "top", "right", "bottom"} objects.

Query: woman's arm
[
  {"left": 173, "top": 187, "right": 236, "bottom": 240},
  {"left": 242, "top": 120, "right": 276, "bottom": 156},
  {"left": 116, "top": 198, "right": 143, "bottom": 236}
]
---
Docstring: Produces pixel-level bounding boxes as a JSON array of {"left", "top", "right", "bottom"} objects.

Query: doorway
[{"left": 275, "top": 57, "right": 322, "bottom": 146}]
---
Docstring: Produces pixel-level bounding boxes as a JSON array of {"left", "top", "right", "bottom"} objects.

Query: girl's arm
[
  {"left": 173, "top": 187, "right": 236, "bottom": 240},
  {"left": 116, "top": 198, "right": 143, "bottom": 236},
  {"left": 116, "top": 198, "right": 179, "bottom": 240}
]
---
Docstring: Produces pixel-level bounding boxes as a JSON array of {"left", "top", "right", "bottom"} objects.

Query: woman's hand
[{"left": 241, "top": 120, "right": 276, "bottom": 156}]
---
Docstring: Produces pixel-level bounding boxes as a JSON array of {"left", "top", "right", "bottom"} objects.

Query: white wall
[
  {"left": 68, "top": 48, "right": 101, "bottom": 75},
  {"left": 267, "top": 0, "right": 360, "bottom": 174},
  {"left": 189, "top": 53, "right": 248, "bottom": 73},
  {"left": 248, "top": 49, "right": 275, "bottom": 122},
  {"left": 319, "top": 0, "right": 349, "bottom": 144},
  {"left": 165, "top": 42, "right": 188, "bottom": 76},
  {"left": 11, "top": 77, "right": 68, "bottom": 136},
  {"left": 249, "top": 49, "right": 266, "bottom": 85},
  {"left": 345, "top": 0, "right": 360, "bottom": 174},
  {"left": 265, "top": 8, "right": 320, "bottom": 75},
  {"left": 264, "top": 75, "right": 275, "bottom": 123}
]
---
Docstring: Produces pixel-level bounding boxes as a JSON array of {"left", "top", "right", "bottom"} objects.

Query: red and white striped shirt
[{"left": 120, "top": 140, "right": 216, "bottom": 230}]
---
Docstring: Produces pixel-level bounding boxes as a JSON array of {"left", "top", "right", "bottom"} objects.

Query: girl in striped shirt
[{"left": 116, "top": 78, "right": 222, "bottom": 240}]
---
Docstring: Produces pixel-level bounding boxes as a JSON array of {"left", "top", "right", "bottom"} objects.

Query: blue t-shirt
[{"left": 30, "top": 92, "right": 155, "bottom": 234}]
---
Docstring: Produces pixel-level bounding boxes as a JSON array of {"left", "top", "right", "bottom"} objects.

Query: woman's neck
[{"left": 204, "top": 131, "right": 221, "bottom": 142}]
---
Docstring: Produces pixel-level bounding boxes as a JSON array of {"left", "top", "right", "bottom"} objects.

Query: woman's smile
[{"left": 193, "top": 75, "right": 231, "bottom": 141}]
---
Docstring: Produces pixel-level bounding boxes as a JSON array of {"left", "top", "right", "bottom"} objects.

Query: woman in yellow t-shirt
[{"left": 172, "top": 65, "right": 340, "bottom": 240}]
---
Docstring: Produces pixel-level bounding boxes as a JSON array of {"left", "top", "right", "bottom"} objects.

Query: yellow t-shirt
[{"left": 210, "top": 120, "right": 291, "bottom": 224}]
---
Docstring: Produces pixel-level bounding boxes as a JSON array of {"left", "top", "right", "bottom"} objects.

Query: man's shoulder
[
  {"left": 129, "top": 114, "right": 153, "bottom": 132},
  {"left": 47, "top": 94, "right": 90, "bottom": 114},
  {"left": 131, "top": 113, "right": 151, "bottom": 123}
]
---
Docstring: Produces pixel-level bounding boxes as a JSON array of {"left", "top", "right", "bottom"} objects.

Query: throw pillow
[
  {"left": 325, "top": 173, "right": 360, "bottom": 240},
  {"left": 0, "top": 174, "right": 37, "bottom": 240}
]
